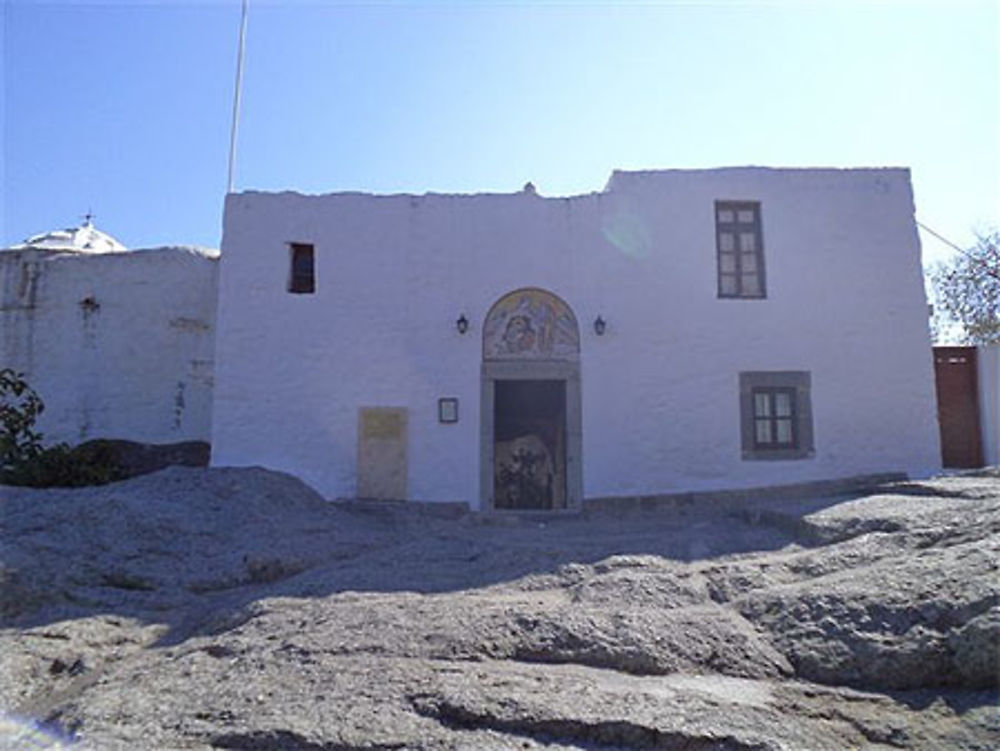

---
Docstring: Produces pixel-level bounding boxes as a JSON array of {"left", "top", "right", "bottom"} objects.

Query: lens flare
[
  {"left": 0, "top": 714, "right": 75, "bottom": 750},
  {"left": 602, "top": 207, "right": 652, "bottom": 259}
]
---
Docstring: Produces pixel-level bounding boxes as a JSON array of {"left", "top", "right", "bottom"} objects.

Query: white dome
[{"left": 11, "top": 218, "right": 126, "bottom": 253}]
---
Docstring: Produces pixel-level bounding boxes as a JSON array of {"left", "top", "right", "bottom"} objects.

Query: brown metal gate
[{"left": 934, "top": 346, "right": 983, "bottom": 468}]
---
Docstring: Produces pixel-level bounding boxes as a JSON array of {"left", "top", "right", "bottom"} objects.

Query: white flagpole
[{"left": 227, "top": 0, "right": 249, "bottom": 194}]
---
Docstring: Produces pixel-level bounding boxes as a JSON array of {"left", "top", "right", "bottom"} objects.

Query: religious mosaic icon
[{"left": 483, "top": 288, "right": 579, "bottom": 361}]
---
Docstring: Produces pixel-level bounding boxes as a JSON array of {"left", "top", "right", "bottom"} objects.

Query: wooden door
[{"left": 934, "top": 347, "right": 983, "bottom": 468}]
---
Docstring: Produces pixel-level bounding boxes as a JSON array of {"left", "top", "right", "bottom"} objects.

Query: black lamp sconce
[
  {"left": 593, "top": 315, "right": 606, "bottom": 336},
  {"left": 456, "top": 314, "right": 469, "bottom": 334}
]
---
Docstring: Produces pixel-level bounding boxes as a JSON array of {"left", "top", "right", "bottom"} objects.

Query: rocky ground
[{"left": 1, "top": 467, "right": 998, "bottom": 750}]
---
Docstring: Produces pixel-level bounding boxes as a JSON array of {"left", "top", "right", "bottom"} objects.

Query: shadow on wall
[{"left": 101, "top": 439, "right": 210, "bottom": 478}]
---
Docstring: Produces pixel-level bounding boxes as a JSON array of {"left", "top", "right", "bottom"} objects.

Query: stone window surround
[{"left": 739, "top": 371, "right": 814, "bottom": 460}]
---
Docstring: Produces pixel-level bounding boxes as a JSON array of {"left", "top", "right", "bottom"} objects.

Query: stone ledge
[{"left": 582, "top": 472, "right": 908, "bottom": 516}]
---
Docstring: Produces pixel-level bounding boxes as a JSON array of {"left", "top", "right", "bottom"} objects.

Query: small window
[
  {"left": 288, "top": 243, "right": 315, "bottom": 294},
  {"left": 739, "top": 371, "right": 813, "bottom": 460},
  {"left": 752, "top": 387, "right": 797, "bottom": 449},
  {"left": 716, "top": 201, "right": 766, "bottom": 299}
]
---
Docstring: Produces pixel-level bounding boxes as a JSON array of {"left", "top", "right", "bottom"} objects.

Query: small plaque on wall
[{"left": 438, "top": 397, "right": 458, "bottom": 424}]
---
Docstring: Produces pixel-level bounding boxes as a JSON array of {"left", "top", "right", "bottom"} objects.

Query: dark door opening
[{"left": 493, "top": 379, "right": 567, "bottom": 509}]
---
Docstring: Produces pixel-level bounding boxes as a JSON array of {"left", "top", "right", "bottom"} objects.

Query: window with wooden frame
[
  {"left": 715, "top": 201, "right": 765, "bottom": 298},
  {"left": 752, "top": 387, "right": 797, "bottom": 449},
  {"left": 739, "top": 371, "right": 813, "bottom": 460},
  {"left": 288, "top": 243, "right": 315, "bottom": 294}
]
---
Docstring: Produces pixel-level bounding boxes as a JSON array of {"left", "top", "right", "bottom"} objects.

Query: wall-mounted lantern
[
  {"left": 456, "top": 314, "right": 469, "bottom": 334},
  {"left": 593, "top": 315, "right": 606, "bottom": 336}
]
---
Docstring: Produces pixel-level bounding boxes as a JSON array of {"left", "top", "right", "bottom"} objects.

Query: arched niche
[{"left": 480, "top": 288, "right": 583, "bottom": 512}]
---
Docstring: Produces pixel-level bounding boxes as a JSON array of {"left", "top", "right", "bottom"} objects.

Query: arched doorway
[{"left": 480, "top": 288, "right": 582, "bottom": 511}]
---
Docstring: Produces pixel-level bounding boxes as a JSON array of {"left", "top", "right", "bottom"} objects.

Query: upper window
[
  {"left": 739, "top": 371, "right": 813, "bottom": 460},
  {"left": 288, "top": 243, "right": 315, "bottom": 294},
  {"left": 715, "top": 201, "right": 766, "bottom": 299}
]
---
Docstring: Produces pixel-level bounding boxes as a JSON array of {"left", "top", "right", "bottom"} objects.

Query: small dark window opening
[
  {"left": 751, "top": 387, "right": 797, "bottom": 449},
  {"left": 289, "top": 243, "right": 315, "bottom": 294}
]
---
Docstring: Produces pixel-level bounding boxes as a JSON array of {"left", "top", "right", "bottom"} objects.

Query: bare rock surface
[{"left": 2, "top": 467, "right": 998, "bottom": 749}]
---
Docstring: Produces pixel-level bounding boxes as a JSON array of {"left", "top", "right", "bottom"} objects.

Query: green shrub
[
  {"left": 0, "top": 369, "right": 124, "bottom": 487},
  {"left": 0, "top": 368, "right": 44, "bottom": 470},
  {"left": 3, "top": 442, "right": 125, "bottom": 487}
]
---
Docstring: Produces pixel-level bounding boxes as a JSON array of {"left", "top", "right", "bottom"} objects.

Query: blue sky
[{"left": 3, "top": 0, "right": 997, "bottom": 265}]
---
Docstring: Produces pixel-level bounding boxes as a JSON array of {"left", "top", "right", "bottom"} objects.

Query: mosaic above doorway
[{"left": 483, "top": 288, "right": 579, "bottom": 361}]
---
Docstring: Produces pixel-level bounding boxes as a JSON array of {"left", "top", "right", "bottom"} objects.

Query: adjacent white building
[
  {"left": 1, "top": 219, "right": 218, "bottom": 446},
  {"left": 212, "top": 167, "right": 942, "bottom": 508},
  {"left": 975, "top": 345, "right": 999, "bottom": 466}
]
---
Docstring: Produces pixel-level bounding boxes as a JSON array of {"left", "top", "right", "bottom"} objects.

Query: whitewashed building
[
  {"left": 979, "top": 346, "right": 1000, "bottom": 466},
  {"left": 1, "top": 219, "right": 218, "bottom": 446},
  {"left": 212, "top": 167, "right": 942, "bottom": 509}
]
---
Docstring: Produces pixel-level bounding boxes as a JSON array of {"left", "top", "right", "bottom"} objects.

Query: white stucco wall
[
  {"left": 1, "top": 247, "right": 218, "bottom": 445},
  {"left": 212, "top": 167, "right": 941, "bottom": 505},
  {"left": 979, "top": 345, "right": 999, "bottom": 466}
]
